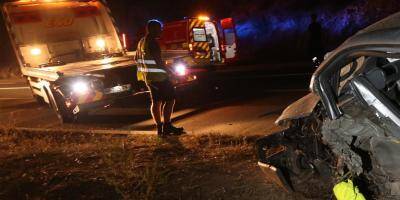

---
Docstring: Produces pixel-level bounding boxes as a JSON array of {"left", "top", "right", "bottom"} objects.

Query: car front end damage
[
  {"left": 257, "top": 87, "right": 400, "bottom": 198},
  {"left": 256, "top": 13, "right": 400, "bottom": 197},
  {"left": 257, "top": 102, "right": 335, "bottom": 197}
]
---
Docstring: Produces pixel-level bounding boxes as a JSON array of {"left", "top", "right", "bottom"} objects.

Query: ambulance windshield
[{"left": 5, "top": 1, "right": 123, "bottom": 67}]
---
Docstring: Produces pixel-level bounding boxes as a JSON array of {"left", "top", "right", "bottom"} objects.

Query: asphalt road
[{"left": 0, "top": 71, "right": 311, "bottom": 136}]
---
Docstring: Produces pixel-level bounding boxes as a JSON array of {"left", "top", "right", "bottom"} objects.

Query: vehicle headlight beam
[
  {"left": 174, "top": 63, "right": 187, "bottom": 76},
  {"left": 72, "top": 81, "right": 90, "bottom": 95}
]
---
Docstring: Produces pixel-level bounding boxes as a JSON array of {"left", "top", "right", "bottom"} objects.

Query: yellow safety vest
[
  {"left": 333, "top": 180, "right": 366, "bottom": 200},
  {"left": 136, "top": 37, "right": 168, "bottom": 83}
]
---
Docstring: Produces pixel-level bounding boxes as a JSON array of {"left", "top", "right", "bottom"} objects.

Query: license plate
[
  {"left": 73, "top": 106, "right": 80, "bottom": 114},
  {"left": 104, "top": 84, "right": 131, "bottom": 94}
]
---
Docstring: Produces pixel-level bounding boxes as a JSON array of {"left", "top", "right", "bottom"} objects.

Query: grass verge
[{"left": 0, "top": 129, "right": 306, "bottom": 200}]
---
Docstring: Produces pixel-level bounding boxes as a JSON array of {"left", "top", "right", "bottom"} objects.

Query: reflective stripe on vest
[
  {"left": 137, "top": 67, "right": 167, "bottom": 73},
  {"left": 136, "top": 59, "right": 157, "bottom": 65}
]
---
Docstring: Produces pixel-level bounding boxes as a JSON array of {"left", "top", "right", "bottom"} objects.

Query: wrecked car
[{"left": 257, "top": 12, "right": 400, "bottom": 199}]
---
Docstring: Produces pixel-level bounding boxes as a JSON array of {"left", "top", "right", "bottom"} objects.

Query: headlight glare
[
  {"left": 174, "top": 63, "right": 187, "bottom": 76},
  {"left": 30, "top": 48, "right": 42, "bottom": 56},
  {"left": 72, "top": 81, "right": 90, "bottom": 95},
  {"left": 96, "top": 38, "right": 106, "bottom": 49}
]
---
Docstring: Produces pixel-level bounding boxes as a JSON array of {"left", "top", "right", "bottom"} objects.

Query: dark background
[{"left": 1, "top": 0, "right": 400, "bottom": 67}]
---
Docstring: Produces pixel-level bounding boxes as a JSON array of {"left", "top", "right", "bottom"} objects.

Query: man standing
[
  {"left": 136, "top": 20, "right": 184, "bottom": 137},
  {"left": 308, "top": 13, "right": 324, "bottom": 61}
]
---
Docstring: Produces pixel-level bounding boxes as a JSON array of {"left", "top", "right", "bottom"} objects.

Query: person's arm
[
  {"left": 148, "top": 39, "right": 163, "bottom": 66},
  {"left": 148, "top": 38, "right": 173, "bottom": 73},
  {"left": 149, "top": 38, "right": 179, "bottom": 78}
]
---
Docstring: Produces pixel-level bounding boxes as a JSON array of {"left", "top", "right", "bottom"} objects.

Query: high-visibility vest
[
  {"left": 333, "top": 180, "right": 366, "bottom": 200},
  {"left": 136, "top": 36, "right": 168, "bottom": 83}
]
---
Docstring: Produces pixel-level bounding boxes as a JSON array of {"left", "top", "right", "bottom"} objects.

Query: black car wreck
[{"left": 257, "top": 12, "right": 400, "bottom": 199}]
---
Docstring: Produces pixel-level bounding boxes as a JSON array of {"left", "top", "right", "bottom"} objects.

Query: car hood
[{"left": 275, "top": 93, "right": 320, "bottom": 126}]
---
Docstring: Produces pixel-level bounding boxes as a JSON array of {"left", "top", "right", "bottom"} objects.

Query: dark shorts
[{"left": 147, "top": 80, "right": 176, "bottom": 102}]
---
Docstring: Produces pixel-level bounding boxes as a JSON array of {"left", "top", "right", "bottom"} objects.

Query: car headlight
[
  {"left": 174, "top": 63, "right": 187, "bottom": 76},
  {"left": 72, "top": 81, "right": 90, "bottom": 95}
]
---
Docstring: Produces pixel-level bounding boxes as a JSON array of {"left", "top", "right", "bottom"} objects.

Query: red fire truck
[{"left": 159, "top": 16, "right": 238, "bottom": 78}]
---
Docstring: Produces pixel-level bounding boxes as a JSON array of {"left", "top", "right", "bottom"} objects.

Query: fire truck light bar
[{"left": 198, "top": 16, "right": 210, "bottom": 21}]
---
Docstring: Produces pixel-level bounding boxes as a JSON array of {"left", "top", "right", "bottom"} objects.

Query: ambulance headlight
[
  {"left": 72, "top": 81, "right": 90, "bottom": 95},
  {"left": 95, "top": 38, "right": 106, "bottom": 49},
  {"left": 30, "top": 47, "right": 42, "bottom": 56},
  {"left": 174, "top": 63, "right": 187, "bottom": 76}
]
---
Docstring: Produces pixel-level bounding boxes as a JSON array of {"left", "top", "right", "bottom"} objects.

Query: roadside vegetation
[{"left": 0, "top": 127, "right": 308, "bottom": 200}]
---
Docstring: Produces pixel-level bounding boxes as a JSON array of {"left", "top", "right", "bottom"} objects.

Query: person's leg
[
  {"left": 163, "top": 99, "right": 175, "bottom": 124},
  {"left": 160, "top": 101, "right": 166, "bottom": 121},
  {"left": 163, "top": 98, "right": 184, "bottom": 134},
  {"left": 160, "top": 80, "right": 184, "bottom": 135},
  {"left": 148, "top": 82, "right": 163, "bottom": 135},
  {"left": 151, "top": 100, "right": 165, "bottom": 136},
  {"left": 151, "top": 100, "right": 163, "bottom": 126}
]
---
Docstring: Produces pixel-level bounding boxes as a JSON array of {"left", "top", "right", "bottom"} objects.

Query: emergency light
[{"left": 198, "top": 16, "right": 210, "bottom": 21}]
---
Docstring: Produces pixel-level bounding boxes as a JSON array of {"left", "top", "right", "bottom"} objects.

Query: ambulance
[
  {"left": 159, "top": 16, "right": 238, "bottom": 77},
  {"left": 1, "top": 0, "right": 144, "bottom": 123}
]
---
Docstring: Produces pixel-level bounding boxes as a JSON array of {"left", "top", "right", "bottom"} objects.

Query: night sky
[{"left": 0, "top": 0, "right": 399, "bottom": 65}]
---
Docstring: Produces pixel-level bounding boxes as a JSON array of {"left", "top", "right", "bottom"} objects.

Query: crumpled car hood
[{"left": 275, "top": 92, "right": 320, "bottom": 126}]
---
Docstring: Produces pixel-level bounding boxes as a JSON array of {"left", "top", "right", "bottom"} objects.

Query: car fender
[{"left": 275, "top": 92, "right": 320, "bottom": 126}]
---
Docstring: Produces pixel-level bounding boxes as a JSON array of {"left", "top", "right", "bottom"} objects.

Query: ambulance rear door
[{"left": 220, "top": 18, "right": 237, "bottom": 62}]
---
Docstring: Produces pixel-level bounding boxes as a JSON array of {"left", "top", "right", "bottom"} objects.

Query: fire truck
[
  {"left": 159, "top": 16, "right": 238, "bottom": 78},
  {"left": 1, "top": 0, "right": 169, "bottom": 123}
]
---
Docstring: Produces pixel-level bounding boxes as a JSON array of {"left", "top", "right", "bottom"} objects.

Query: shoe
[{"left": 163, "top": 123, "right": 185, "bottom": 135}]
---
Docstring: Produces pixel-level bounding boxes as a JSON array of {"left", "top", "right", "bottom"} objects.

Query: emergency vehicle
[
  {"left": 159, "top": 16, "right": 238, "bottom": 77},
  {"left": 1, "top": 0, "right": 148, "bottom": 123}
]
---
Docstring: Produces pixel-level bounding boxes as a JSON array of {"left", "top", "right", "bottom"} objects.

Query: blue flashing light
[{"left": 234, "top": 10, "right": 368, "bottom": 45}]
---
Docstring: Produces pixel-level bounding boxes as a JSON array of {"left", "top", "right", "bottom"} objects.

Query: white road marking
[
  {"left": 0, "top": 82, "right": 25, "bottom": 85},
  {"left": 0, "top": 98, "right": 32, "bottom": 100},
  {"left": 0, "top": 87, "right": 30, "bottom": 90}
]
